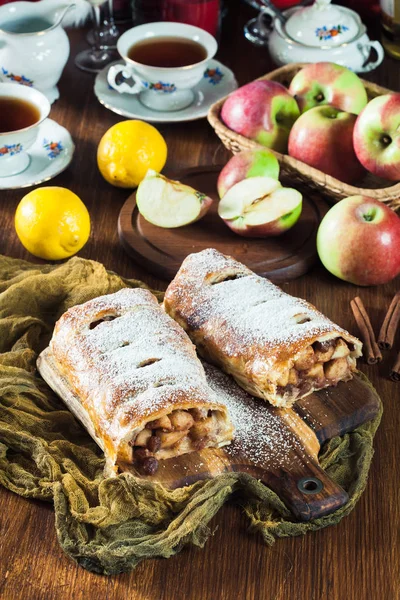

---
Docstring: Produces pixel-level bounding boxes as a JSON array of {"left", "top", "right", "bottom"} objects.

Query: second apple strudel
[
  {"left": 37, "top": 288, "right": 234, "bottom": 476},
  {"left": 164, "top": 249, "right": 363, "bottom": 408}
]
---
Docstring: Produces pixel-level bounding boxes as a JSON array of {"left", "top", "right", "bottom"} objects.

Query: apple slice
[
  {"left": 136, "top": 170, "right": 213, "bottom": 228},
  {"left": 218, "top": 176, "right": 302, "bottom": 237},
  {"left": 217, "top": 176, "right": 281, "bottom": 220}
]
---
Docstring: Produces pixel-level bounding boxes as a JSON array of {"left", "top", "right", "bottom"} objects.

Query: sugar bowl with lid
[{"left": 259, "top": 0, "right": 384, "bottom": 73}]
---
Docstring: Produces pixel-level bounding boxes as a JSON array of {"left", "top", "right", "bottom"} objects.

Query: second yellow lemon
[
  {"left": 15, "top": 187, "right": 90, "bottom": 260},
  {"left": 97, "top": 120, "right": 167, "bottom": 188}
]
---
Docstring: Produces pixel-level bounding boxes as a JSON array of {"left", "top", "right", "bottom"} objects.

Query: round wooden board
[{"left": 118, "top": 166, "right": 329, "bottom": 282}]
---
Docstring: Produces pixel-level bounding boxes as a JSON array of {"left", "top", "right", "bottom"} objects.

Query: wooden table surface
[{"left": 1, "top": 5, "right": 399, "bottom": 600}]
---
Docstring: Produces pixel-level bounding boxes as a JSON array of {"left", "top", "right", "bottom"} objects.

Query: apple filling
[
  {"left": 130, "top": 408, "right": 228, "bottom": 475},
  {"left": 274, "top": 337, "right": 356, "bottom": 401}
]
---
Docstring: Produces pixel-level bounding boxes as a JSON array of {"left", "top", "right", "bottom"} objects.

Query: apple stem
[{"left": 363, "top": 208, "right": 377, "bottom": 222}]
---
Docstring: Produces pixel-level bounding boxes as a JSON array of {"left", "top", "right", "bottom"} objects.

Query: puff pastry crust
[
  {"left": 164, "top": 249, "right": 363, "bottom": 408},
  {"left": 39, "top": 288, "right": 234, "bottom": 476}
]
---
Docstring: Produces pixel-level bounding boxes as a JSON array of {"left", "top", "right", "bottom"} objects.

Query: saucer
[
  {"left": 94, "top": 59, "right": 238, "bottom": 123},
  {"left": 0, "top": 118, "right": 74, "bottom": 190}
]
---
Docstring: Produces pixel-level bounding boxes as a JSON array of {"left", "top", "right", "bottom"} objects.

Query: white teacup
[
  {"left": 0, "top": 83, "right": 50, "bottom": 177},
  {"left": 107, "top": 22, "right": 218, "bottom": 112}
]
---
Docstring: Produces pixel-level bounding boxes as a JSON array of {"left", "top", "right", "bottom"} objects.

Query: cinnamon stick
[
  {"left": 390, "top": 352, "right": 400, "bottom": 382},
  {"left": 350, "top": 296, "right": 382, "bottom": 364},
  {"left": 378, "top": 291, "right": 400, "bottom": 350}
]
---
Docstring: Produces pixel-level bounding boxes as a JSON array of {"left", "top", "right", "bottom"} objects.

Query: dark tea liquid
[
  {"left": 0, "top": 97, "right": 40, "bottom": 133},
  {"left": 127, "top": 36, "right": 207, "bottom": 67}
]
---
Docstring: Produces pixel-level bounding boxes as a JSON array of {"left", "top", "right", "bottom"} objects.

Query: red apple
[
  {"left": 218, "top": 176, "right": 302, "bottom": 237},
  {"left": 220, "top": 80, "right": 300, "bottom": 153},
  {"left": 289, "top": 62, "right": 368, "bottom": 114},
  {"left": 353, "top": 93, "right": 400, "bottom": 181},
  {"left": 217, "top": 149, "right": 280, "bottom": 198},
  {"left": 288, "top": 105, "right": 365, "bottom": 184},
  {"left": 317, "top": 196, "right": 400, "bottom": 286}
]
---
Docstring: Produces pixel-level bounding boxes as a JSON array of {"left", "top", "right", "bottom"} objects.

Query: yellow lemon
[
  {"left": 97, "top": 120, "right": 167, "bottom": 188},
  {"left": 15, "top": 187, "right": 90, "bottom": 260}
]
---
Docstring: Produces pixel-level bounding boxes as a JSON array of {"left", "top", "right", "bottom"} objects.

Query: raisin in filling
[{"left": 131, "top": 408, "right": 219, "bottom": 474}]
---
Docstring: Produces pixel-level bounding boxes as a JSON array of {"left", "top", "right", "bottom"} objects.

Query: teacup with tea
[
  {"left": 107, "top": 22, "right": 218, "bottom": 112},
  {"left": 0, "top": 83, "right": 50, "bottom": 177}
]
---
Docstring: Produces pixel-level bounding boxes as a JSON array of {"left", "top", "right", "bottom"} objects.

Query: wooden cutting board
[
  {"left": 37, "top": 349, "right": 380, "bottom": 523},
  {"left": 118, "top": 166, "right": 329, "bottom": 282}
]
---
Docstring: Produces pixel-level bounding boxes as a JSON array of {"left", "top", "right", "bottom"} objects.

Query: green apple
[
  {"left": 353, "top": 93, "right": 400, "bottom": 181},
  {"left": 289, "top": 62, "right": 368, "bottom": 114},
  {"left": 220, "top": 80, "right": 300, "bottom": 153},
  {"left": 288, "top": 105, "right": 365, "bottom": 184},
  {"left": 218, "top": 176, "right": 302, "bottom": 237},
  {"left": 136, "top": 170, "right": 213, "bottom": 228},
  {"left": 317, "top": 195, "right": 400, "bottom": 286},
  {"left": 217, "top": 149, "right": 280, "bottom": 198}
]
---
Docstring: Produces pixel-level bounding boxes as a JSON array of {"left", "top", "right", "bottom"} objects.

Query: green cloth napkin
[{"left": 0, "top": 255, "right": 382, "bottom": 575}]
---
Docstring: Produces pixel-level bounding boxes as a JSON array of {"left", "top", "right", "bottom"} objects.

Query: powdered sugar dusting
[
  {"left": 51, "top": 288, "right": 225, "bottom": 442},
  {"left": 168, "top": 249, "right": 350, "bottom": 363},
  {"left": 204, "top": 362, "right": 308, "bottom": 468}
]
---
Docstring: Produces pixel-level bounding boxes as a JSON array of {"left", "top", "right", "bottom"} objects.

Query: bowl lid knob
[{"left": 284, "top": 0, "right": 362, "bottom": 48}]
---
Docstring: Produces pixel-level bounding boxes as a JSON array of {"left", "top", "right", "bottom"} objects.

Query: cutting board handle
[
  {"left": 262, "top": 459, "right": 348, "bottom": 521},
  {"left": 232, "top": 459, "right": 348, "bottom": 522}
]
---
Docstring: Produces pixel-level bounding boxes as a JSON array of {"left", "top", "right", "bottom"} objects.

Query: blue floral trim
[
  {"left": 204, "top": 67, "right": 224, "bottom": 85},
  {"left": 315, "top": 25, "right": 349, "bottom": 41},
  {"left": 1, "top": 67, "right": 33, "bottom": 87},
  {"left": 0, "top": 143, "right": 23, "bottom": 157},
  {"left": 142, "top": 81, "right": 176, "bottom": 93},
  {"left": 43, "top": 139, "right": 63, "bottom": 159}
]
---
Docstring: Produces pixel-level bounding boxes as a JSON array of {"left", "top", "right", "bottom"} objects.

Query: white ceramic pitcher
[{"left": 0, "top": 0, "right": 75, "bottom": 103}]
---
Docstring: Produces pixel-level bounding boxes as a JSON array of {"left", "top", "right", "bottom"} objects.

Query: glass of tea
[
  {"left": 107, "top": 22, "right": 217, "bottom": 111},
  {"left": 0, "top": 83, "right": 50, "bottom": 177}
]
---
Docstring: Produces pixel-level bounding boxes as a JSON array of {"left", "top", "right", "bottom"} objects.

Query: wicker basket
[{"left": 208, "top": 63, "right": 400, "bottom": 211}]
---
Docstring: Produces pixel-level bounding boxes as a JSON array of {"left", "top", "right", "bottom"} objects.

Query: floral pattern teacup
[
  {"left": 107, "top": 22, "right": 218, "bottom": 112},
  {"left": 0, "top": 83, "right": 50, "bottom": 177}
]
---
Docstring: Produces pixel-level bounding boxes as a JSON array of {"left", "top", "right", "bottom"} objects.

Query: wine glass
[
  {"left": 244, "top": 8, "right": 273, "bottom": 46},
  {"left": 75, "top": 0, "right": 118, "bottom": 73},
  {"left": 86, "top": 0, "right": 119, "bottom": 49}
]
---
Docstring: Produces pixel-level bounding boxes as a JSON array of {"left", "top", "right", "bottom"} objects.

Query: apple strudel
[
  {"left": 38, "top": 288, "right": 234, "bottom": 476},
  {"left": 164, "top": 249, "right": 363, "bottom": 408}
]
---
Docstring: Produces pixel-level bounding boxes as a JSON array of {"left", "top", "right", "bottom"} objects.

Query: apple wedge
[
  {"left": 136, "top": 170, "right": 213, "bottom": 228},
  {"left": 218, "top": 176, "right": 302, "bottom": 237}
]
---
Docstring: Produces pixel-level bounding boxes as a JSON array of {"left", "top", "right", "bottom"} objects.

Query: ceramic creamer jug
[{"left": 0, "top": 0, "right": 75, "bottom": 103}]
